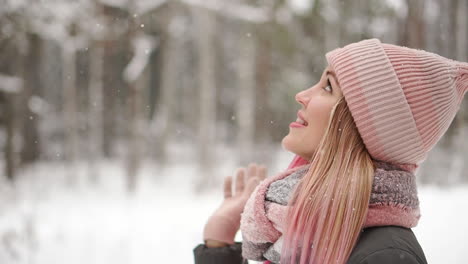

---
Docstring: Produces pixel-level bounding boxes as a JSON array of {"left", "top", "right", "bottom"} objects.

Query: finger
[
  {"left": 244, "top": 177, "right": 260, "bottom": 197},
  {"left": 258, "top": 165, "right": 267, "bottom": 180},
  {"left": 234, "top": 168, "right": 246, "bottom": 195},
  {"left": 247, "top": 163, "right": 258, "bottom": 179},
  {"left": 223, "top": 175, "right": 233, "bottom": 199}
]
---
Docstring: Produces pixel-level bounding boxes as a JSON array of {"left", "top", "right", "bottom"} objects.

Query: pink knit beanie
[{"left": 325, "top": 38, "right": 468, "bottom": 173}]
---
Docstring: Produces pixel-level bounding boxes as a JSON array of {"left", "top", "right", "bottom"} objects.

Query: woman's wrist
[{"left": 205, "top": 239, "right": 231, "bottom": 248}]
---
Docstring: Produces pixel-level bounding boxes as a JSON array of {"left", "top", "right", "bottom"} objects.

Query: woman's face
[{"left": 282, "top": 66, "right": 343, "bottom": 160}]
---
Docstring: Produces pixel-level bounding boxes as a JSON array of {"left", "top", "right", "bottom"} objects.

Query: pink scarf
[{"left": 240, "top": 157, "right": 421, "bottom": 262}]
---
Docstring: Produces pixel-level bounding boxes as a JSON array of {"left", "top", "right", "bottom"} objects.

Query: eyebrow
[{"left": 325, "top": 70, "right": 337, "bottom": 78}]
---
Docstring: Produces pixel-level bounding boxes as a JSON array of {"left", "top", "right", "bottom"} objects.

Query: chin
[
  {"left": 281, "top": 135, "right": 297, "bottom": 154},
  {"left": 282, "top": 135, "right": 315, "bottom": 160}
]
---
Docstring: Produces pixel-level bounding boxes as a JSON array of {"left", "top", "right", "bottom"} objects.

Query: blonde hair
[{"left": 280, "top": 96, "right": 376, "bottom": 264}]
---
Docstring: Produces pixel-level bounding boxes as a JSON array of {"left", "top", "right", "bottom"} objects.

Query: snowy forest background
[{"left": 0, "top": 0, "right": 467, "bottom": 263}]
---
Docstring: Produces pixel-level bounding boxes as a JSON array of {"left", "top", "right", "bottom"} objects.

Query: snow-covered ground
[{"left": 0, "top": 150, "right": 466, "bottom": 264}]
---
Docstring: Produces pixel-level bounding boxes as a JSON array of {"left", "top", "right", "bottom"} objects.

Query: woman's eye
[{"left": 323, "top": 79, "right": 333, "bottom": 93}]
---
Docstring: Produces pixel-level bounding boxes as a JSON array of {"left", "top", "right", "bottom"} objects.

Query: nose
[{"left": 295, "top": 87, "right": 313, "bottom": 107}]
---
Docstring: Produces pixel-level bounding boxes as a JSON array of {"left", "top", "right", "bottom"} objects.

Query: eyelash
[{"left": 323, "top": 78, "right": 333, "bottom": 93}]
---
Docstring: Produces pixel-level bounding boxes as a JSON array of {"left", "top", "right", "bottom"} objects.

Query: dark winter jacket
[{"left": 193, "top": 225, "right": 428, "bottom": 264}]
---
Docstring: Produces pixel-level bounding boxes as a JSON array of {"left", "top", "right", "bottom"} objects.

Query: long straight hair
[{"left": 280, "top": 96, "right": 376, "bottom": 264}]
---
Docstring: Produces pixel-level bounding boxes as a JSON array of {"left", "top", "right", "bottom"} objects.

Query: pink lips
[
  {"left": 289, "top": 111, "right": 308, "bottom": 128},
  {"left": 289, "top": 122, "right": 306, "bottom": 128}
]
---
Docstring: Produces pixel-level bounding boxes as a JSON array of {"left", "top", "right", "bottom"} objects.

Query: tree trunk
[
  {"left": 324, "top": 0, "right": 341, "bottom": 50},
  {"left": 237, "top": 26, "right": 256, "bottom": 166},
  {"left": 62, "top": 42, "right": 79, "bottom": 184},
  {"left": 87, "top": 41, "right": 104, "bottom": 184},
  {"left": 435, "top": 1, "right": 451, "bottom": 58},
  {"left": 192, "top": 7, "right": 217, "bottom": 192},
  {"left": 125, "top": 50, "right": 150, "bottom": 192},
  {"left": 400, "top": 0, "right": 426, "bottom": 48},
  {"left": 20, "top": 33, "right": 41, "bottom": 164},
  {"left": 125, "top": 1, "right": 153, "bottom": 193},
  {"left": 448, "top": 0, "right": 467, "bottom": 185},
  {"left": 254, "top": 35, "right": 273, "bottom": 167},
  {"left": 126, "top": 79, "right": 143, "bottom": 193},
  {"left": 150, "top": 3, "right": 178, "bottom": 166},
  {"left": 447, "top": 0, "right": 459, "bottom": 59},
  {"left": 126, "top": 1, "right": 138, "bottom": 193},
  {"left": 102, "top": 40, "right": 119, "bottom": 158},
  {"left": 4, "top": 93, "right": 17, "bottom": 181}
]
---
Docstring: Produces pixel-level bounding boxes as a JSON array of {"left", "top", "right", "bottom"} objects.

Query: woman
[{"left": 193, "top": 38, "right": 468, "bottom": 264}]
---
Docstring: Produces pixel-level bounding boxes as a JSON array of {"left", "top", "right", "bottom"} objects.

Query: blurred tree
[
  {"left": 150, "top": 1, "right": 179, "bottom": 166},
  {"left": 87, "top": 0, "right": 105, "bottom": 184},
  {"left": 447, "top": 0, "right": 468, "bottom": 184},
  {"left": 124, "top": 1, "right": 158, "bottom": 192},
  {"left": 192, "top": 6, "right": 217, "bottom": 191},
  {"left": 0, "top": 0, "right": 466, "bottom": 187},
  {"left": 399, "top": 0, "right": 426, "bottom": 48},
  {"left": 61, "top": 25, "right": 80, "bottom": 182},
  {"left": 236, "top": 25, "right": 256, "bottom": 167},
  {"left": 0, "top": 74, "right": 22, "bottom": 180},
  {"left": 20, "top": 33, "right": 42, "bottom": 164}
]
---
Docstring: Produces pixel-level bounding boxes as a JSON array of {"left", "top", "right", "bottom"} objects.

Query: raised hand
[{"left": 203, "top": 163, "right": 267, "bottom": 247}]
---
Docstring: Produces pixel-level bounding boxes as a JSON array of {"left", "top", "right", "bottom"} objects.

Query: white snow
[
  {"left": 413, "top": 185, "right": 468, "bottom": 264},
  {"left": 181, "top": 0, "right": 269, "bottom": 23},
  {"left": 287, "top": 0, "right": 313, "bottom": 15},
  {"left": 99, "top": 0, "right": 167, "bottom": 15},
  {"left": 0, "top": 74, "right": 22, "bottom": 94},
  {"left": 123, "top": 33, "right": 158, "bottom": 83},
  {"left": 0, "top": 150, "right": 466, "bottom": 264}
]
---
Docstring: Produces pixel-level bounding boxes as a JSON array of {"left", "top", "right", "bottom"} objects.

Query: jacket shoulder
[
  {"left": 347, "top": 226, "right": 427, "bottom": 264},
  {"left": 356, "top": 248, "right": 424, "bottom": 264},
  {"left": 193, "top": 242, "right": 248, "bottom": 264}
]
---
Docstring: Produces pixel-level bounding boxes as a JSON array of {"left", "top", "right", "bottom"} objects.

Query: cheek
[
  {"left": 302, "top": 123, "right": 322, "bottom": 148},
  {"left": 305, "top": 107, "right": 330, "bottom": 137},
  {"left": 316, "top": 109, "right": 332, "bottom": 130},
  {"left": 302, "top": 105, "right": 333, "bottom": 142},
  {"left": 307, "top": 105, "right": 332, "bottom": 131}
]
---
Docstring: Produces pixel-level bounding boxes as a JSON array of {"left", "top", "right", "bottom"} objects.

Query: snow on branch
[
  {"left": 181, "top": 0, "right": 270, "bottom": 23},
  {"left": 0, "top": 74, "right": 22, "bottom": 94},
  {"left": 99, "top": 0, "right": 127, "bottom": 9},
  {"left": 99, "top": 0, "right": 269, "bottom": 23},
  {"left": 99, "top": 0, "right": 167, "bottom": 15},
  {"left": 137, "top": 0, "right": 167, "bottom": 14},
  {"left": 123, "top": 32, "right": 159, "bottom": 83},
  {"left": 28, "top": 95, "right": 50, "bottom": 116}
]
